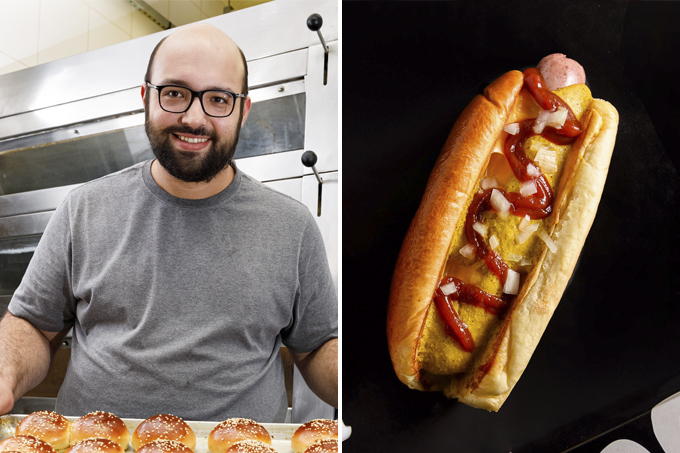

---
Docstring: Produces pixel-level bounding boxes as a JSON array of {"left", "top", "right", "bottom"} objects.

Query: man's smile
[
  {"left": 171, "top": 132, "right": 212, "bottom": 151},
  {"left": 176, "top": 134, "right": 209, "bottom": 144}
]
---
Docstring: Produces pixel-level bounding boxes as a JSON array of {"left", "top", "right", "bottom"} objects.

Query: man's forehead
[{"left": 152, "top": 26, "right": 244, "bottom": 88}]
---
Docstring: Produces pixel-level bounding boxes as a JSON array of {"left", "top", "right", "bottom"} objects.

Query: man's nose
[{"left": 181, "top": 96, "right": 208, "bottom": 128}]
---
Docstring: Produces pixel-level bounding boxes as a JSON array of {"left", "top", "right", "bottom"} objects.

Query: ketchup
[{"left": 434, "top": 68, "right": 582, "bottom": 352}]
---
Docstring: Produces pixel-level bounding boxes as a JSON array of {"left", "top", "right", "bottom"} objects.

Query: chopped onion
[
  {"left": 527, "top": 163, "right": 540, "bottom": 178},
  {"left": 504, "top": 269, "right": 520, "bottom": 295},
  {"left": 520, "top": 258, "right": 533, "bottom": 266},
  {"left": 504, "top": 123, "right": 520, "bottom": 135},
  {"left": 519, "top": 215, "right": 531, "bottom": 230},
  {"left": 520, "top": 180, "right": 538, "bottom": 196},
  {"left": 507, "top": 253, "right": 523, "bottom": 262},
  {"left": 473, "top": 221, "right": 487, "bottom": 236},
  {"left": 490, "top": 189, "right": 511, "bottom": 219},
  {"left": 530, "top": 141, "right": 545, "bottom": 152},
  {"left": 459, "top": 243, "right": 476, "bottom": 259},
  {"left": 535, "top": 146, "right": 558, "bottom": 174},
  {"left": 546, "top": 107, "right": 568, "bottom": 129},
  {"left": 517, "top": 223, "right": 539, "bottom": 244},
  {"left": 489, "top": 235, "right": 500, "bottom": 250},
  {"left": 534, "top": 108, "right": 568, "bottom": 133},
  {"left": 441, "top": 281, "right": 458, "bottom": 296},
  {"left": 539, "top": 229, "right": 558, "bottom": 253},
  {"left": 480, "top": 176, "right": 498, "bottom": 190},
  {"left": 533, "top": 110, "right": 550, "bottom": 134}
]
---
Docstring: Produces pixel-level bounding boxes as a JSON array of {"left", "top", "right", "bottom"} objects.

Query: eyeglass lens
[{"left": 159, "top": 86, "right": 235, "bottom": 117}]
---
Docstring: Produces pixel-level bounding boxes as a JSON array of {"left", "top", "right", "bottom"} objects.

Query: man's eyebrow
[{"left": 159, "top": 78, "right": 236, "bottom": 92}]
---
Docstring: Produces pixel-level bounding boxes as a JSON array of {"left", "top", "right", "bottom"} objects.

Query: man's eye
[
  {"left": 165, "top": 90, "right": 183, "bottom": 98},
  {"left": 209, "top": 95, "right": 228, "bottom": 105}
]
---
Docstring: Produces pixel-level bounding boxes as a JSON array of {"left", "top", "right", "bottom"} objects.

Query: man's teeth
[{"left": 177, "top": 135, "right": 208, "bottom": 144}]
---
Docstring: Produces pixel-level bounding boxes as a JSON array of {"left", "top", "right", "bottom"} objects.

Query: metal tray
[{"left": 0, "top": 415, "right": 299, "bottom": 453}]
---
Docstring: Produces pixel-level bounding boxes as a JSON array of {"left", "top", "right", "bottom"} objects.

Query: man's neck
[{"left": 150, "top": 159, "right": 235, "bottom": 200}]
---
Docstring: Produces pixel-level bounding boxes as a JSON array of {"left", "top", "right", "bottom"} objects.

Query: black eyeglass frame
[{"left": 146, "top": 82, "right": 247, "bottom": 118}]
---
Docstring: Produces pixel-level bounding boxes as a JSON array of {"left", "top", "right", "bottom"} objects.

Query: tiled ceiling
[{"left": 0, "top": 0, "right": 273, "bottom": 76}]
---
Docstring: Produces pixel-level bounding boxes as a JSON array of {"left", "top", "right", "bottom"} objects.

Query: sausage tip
[{"left": 537, "top": 53, "right": 586, "bottom": 91}]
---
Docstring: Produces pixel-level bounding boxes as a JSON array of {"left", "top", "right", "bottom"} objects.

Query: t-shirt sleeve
[
  {"left": 281, "top": 213, "right": 338, "bottom": 353},
  {"left": 8, "top": 197, "right": 77, "bottom": 333}
]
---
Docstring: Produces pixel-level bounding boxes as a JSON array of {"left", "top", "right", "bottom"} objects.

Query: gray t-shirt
[{"left": 8, "top": 160, "right": 337, "bottom": 422}]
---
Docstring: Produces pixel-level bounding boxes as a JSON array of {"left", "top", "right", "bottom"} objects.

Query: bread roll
[
  {"left": 131, "top": 415, "right": 195, "bottom": 451},
  {"left": 134, "top": 440, "right": 194, "bottom": 453},
  {"left": 207, "top": 419, "right": 271, "bottom": 453},
  {"left": 65, "top": 439, "right": 124, "bottom": 453},
  {"left": 303, "top": 439, "right": 338, "bottom": 453},
  {"left": 70, "top": 412, "right": 130, "bottom": 449},
  {"left": 290, "top": 420, "right": 338, "bottom": 453},
  {"left": 0, "top": 436, "right": 56, "bottom": 453},
  {"left": 225, "top": 441, "right": 276, "bottom": 453},
  {"left": 15, "top": 411, "right": 70, "bottom": 451}
]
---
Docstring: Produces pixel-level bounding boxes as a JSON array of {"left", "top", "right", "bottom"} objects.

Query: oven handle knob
[
  {"left": 302, "top": 150, "right": 324, "bottom": 217},
  {"left": 302, "top": 150, "right": 323, "bottom": 185},
  {"left": 307, "top": 14, "right": 329, "bottom": 85}
]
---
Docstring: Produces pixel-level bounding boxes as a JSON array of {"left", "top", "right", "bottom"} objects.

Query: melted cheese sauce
[{"left": 418, "top": 83, "right": 593, "bottom": 376}]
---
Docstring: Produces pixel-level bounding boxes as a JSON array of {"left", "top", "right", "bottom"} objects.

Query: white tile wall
[
  {"left": 89, "top": 7, "right": 131, "bottom": 51},
  {"left": 168, "top": 1, "right": 202, "bottom": 27},
  {"left": 0, "top": 0, "right": 40, "bottom": 68},
  {"left": 0, "top": 52, "right": 28, "bottom": 74},
  {"left": 146, "top": 0, "right": 169, "bottom": 19},
  {"left": 131, "top": 7, "right": 164, "bottom": 39},
  {"left": 0, "top": 0, "right": 272, "bottom": 76},
  {"left": 91, "top": 0, "right": 134, "bottom": 35},
  {"left": 38, "top": 0, "right": 91, "bottom": 65}
]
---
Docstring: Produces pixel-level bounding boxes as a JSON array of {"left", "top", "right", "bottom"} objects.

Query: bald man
[{"left": 0, "top": 24, "right": 338, "bottom": 422}]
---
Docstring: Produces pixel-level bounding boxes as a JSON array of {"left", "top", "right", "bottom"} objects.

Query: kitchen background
[
  {"left": 0, "top": 0, "right": 272, "bottom": 76},
  {"left": 0, "top": 0, "right": 338, "bottom": 425}
]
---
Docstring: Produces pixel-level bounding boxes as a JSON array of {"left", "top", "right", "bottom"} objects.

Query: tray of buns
[{"left": 0, "top": 411, "right": 338, "bottom": 453}]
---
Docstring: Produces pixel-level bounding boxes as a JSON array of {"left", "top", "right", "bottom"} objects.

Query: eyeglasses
[{"left": 146, "top": 82, "right": 246, "bottom": 118}]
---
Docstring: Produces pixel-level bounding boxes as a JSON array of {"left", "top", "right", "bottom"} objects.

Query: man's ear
[
  {"left": 240, "top": 96, "right": 252, "bottom": 126},
  {"left": 141, "top": 84, "right": 147, "bottom": 109}
]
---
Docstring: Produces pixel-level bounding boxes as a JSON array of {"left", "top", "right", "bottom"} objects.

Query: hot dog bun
[{"left": 387, "top": 66, "right": 619, "bottom": 410}]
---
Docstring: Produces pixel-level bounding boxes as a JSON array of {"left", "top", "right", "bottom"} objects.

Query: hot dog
[{"left": 386, "top": 54, "right": 619, "bottom": 411}]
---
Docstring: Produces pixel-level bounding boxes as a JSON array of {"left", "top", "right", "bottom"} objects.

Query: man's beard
[{"left": 145, "top": 109, "right": 242, "bottom": 183}]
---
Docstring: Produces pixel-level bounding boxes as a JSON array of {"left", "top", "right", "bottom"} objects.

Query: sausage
[{"left": 537, "top": 53, "right": 586, "bottom": 91}]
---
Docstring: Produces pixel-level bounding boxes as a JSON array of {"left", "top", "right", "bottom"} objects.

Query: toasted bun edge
[{"left": 386, "top": 70, "right": 525, "bottom": 389}]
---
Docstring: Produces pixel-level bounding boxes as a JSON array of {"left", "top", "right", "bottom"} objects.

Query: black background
[{"left": 342, "top": 1, "right": 680, "bottom": 452}]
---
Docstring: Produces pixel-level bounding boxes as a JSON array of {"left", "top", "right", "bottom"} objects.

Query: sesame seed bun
[
  {"left": 131, "top": 415, "right": 195, "bottom": 451},
  {"left": 135, "top": 440, "right": 194, "bottom": 453},
  {"left": 0, "top": 436, "right": 55, "bottom": 453},
  {"left": 290, "top": 420, "right": 338, "bottom": 453},
  {"left": 70, "top": 412, "right": 130, "bottom": 449},
  {"left": 207, "top": 419, "right": 271, "bottom": 453},
  {"left": 65, "top": 438, "right": 124, "bottom": 453},
  {"left": 15, "top": 412, "right": 70, "bottom": 451},
  {"left": 225, "top": 440, "right": 276, "bottom": 453}
]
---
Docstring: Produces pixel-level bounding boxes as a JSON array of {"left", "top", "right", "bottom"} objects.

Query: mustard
[{"left": 417, "top": 83, "right": 593, "bottom": 376}]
